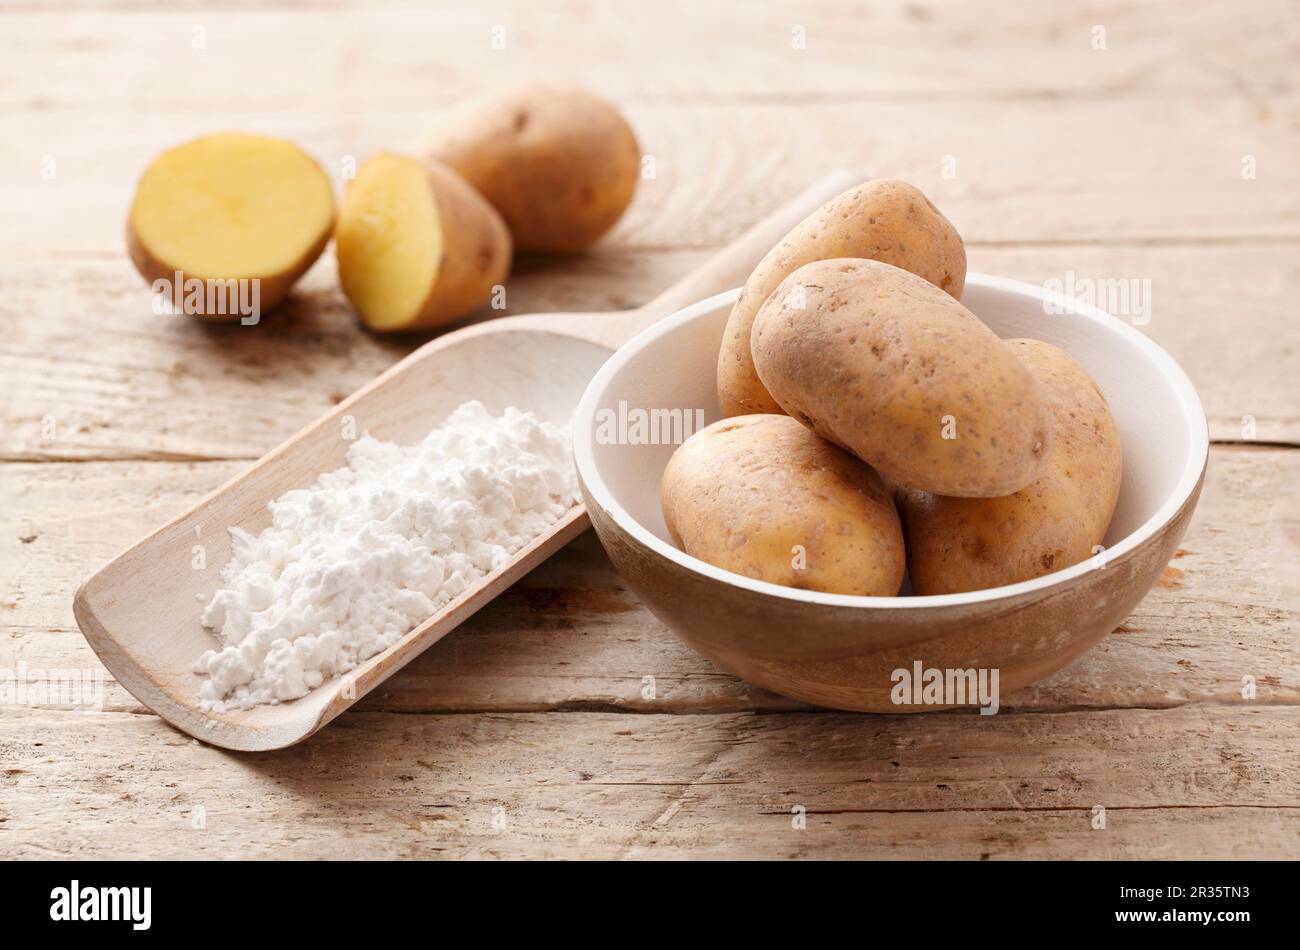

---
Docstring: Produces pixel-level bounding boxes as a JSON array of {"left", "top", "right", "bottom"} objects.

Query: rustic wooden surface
[{"left": 1, "top": 0, "right": 1297, "bottom": 859}]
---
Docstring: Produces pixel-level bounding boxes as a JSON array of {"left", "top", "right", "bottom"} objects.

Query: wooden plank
[
  {"left": 971, "top": 244, "right": 1300, "bottom": 446},
  {"left": 0, "top": 704, "right": 1294, "bottom": 859},
  {"left": 0, "top": 249, "right": 674, "bottom": 462},
  {"left": 2, "top": 0, "right": 1294, "bottom": 111},
  {"left": 3, "top": 96, "right": 1298, "bottom": 259},
  {"left": 0, "top": 0, "right": 1294, "bottom": 862},
  {"left": 4, "top": 446, "right": 1296, "bottom": 715},
  {"left": 1, "top": 243, "right": 1294, "bottom": 466}
]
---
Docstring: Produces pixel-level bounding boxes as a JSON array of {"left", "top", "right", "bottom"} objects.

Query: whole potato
[
  {"left": 900, "top": 339, "right": 1123, "bottom": 594},
  {"left": 427, "top": 85, "right": 640, "bottom": 253},
  {"left": 751, "top": 258, "right": 1052, "bottom": 497},
  {"left": 717, "top": 179, "right": 965, "bottom": 416},
  {"left": 660, "top": 415, "right": 905, "bottom": 596}
]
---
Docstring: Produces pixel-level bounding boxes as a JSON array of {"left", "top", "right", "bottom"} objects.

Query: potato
[
  {"left": 127, "top": 132, "right": 335, "bottom": 319},
  {"left": 660, "top": 414, "right": 905, "bottom": 596},
  {"left": 427, "top": 85, "right": 640, "bottom": 253},
  {"left": 900, "top": 339, "right": 1123, "bottom": 594},
  {"left": 336, "top": 154, "right": 511, "bottom": 331},
  {"left": 751, "top": 258, "right": 1052, "bottom": 497},
  {"left": 717, "top": 179, "right": 965, "bottom": 416}
]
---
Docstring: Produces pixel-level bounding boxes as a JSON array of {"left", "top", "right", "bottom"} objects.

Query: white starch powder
[{"left": 194, "top": 401, "right": 577, "bottom": 712}]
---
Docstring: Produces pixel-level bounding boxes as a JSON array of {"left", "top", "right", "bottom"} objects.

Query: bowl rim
[{"left": 573, "top": 274, "right": 1209, "bottom": 609}]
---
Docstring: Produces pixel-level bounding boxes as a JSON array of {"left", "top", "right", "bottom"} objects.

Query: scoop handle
[
  {"left": 463, "top": 169, "right": 867, "bottom": 350},
  {"left": 636, "top": 168, "right": 865, "bottom": 322}
]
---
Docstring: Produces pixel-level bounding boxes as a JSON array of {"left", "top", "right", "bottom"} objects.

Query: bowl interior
[{"left": 576, "top": 275, "right": 1207, "bottom": 606}]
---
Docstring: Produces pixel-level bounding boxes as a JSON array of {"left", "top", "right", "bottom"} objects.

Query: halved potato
[
  {"left": 336, "top": 154, "right": 511, "bottom": 331},
  {"left": 127, "top": 132, "right": 335, "bottom": 318}
]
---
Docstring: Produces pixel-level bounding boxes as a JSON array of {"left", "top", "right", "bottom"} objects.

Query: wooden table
[{"left": 2, "top": 1, "right": 1296, "bottom": 859}]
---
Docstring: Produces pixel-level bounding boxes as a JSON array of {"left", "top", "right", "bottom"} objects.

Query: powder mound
[{"left": 194, "top": 401, "right": 577, "bottom": 712}]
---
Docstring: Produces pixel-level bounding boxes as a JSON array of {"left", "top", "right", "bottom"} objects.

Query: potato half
[
  {"left": 127, "top": 132, "right": 335, "bottom": 318},
  {"left": 660, "top": 414, "right": 905, "bottom": 596},
  {"left": 427, "top": 85, "right": 641, "bottom": 253},
  {"left": 751, "top": 258, "right": 1052, "bottom": 498},
  {"left": 336, "top": 154, "right": 512, "bottom": 331},
  {"left": 900, "top": 339, "right": 1123, "bottom": 594},
  {"left": 717, "top": 179, "right": 966, "bottom": 416}
]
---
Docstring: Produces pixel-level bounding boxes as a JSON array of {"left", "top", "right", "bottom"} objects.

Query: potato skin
[
  {"left": 660, "top": 414, "right": 905, "bottom": 596},
  {"left": 416, "top": 159, "right": 512, "bottom": 327},
  {"left": 717, "top": 179, "right": 966, "bottom": 416},
  {"left": 428, "top": 85, "right": 640, "bottom": 253},
  {"left": 900, "top": 339, "right": 1123, "bottom": 595},
  {"left": 751, "top": 258, "right": 1052, "bottom": 497},
  {"left": 127, "top": 223, "right": 330, "bottom": 320}
]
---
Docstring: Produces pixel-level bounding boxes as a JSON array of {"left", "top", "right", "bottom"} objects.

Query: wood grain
[
  {"left": 1, "top": 244, "right": 1295, "bottom": 465},
  {"left": 4, "top": 446, "right": 1296, "bottom": 716},
  {"left": 0, "top": 704, "right": 1295, "bottom": 859},
  {"left": 6, "top": 97, "right": 1298, "bottom": 257},
  {"left": 3, "top": 0, "right": 1295, "bottom": 109},
  {"left": 1, "top": 0, "right": 1295, "bottom": 857}
]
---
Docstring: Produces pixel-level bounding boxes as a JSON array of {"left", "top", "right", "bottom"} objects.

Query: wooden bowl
[{"left": 573, "top": 277, "right": 1208, "bottom": 712}]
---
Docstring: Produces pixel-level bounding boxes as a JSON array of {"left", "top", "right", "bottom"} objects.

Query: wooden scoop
[{"left": 74, "top": 170, "right": 862, "bottom": 751}]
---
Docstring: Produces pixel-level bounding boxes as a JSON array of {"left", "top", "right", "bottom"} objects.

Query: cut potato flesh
[
  {"left": 336, "top": 154, "right": 511, "bottom": 332},
  {"left": 128, "top": 133, "right": 335, "bottom": 315},
  {"left": 336, "top": 154, "right": 442, "bottom": 331}
]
